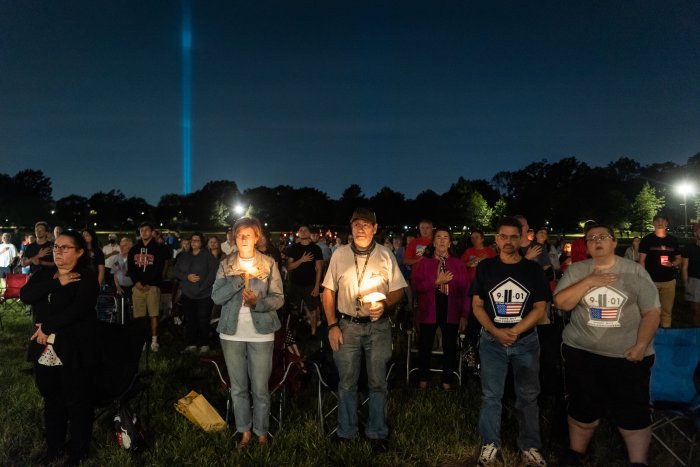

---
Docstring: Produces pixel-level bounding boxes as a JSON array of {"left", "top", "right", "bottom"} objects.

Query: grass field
[{"left": 0, "top": 297, "right": 696, "bottom": 467}]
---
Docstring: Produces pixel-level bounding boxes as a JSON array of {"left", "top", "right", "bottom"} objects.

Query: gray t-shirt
[
  {"left": 555, "top": 257, "right": 660, "bottom": 358},
  {"left": 322, "top": 243, "right": 407, "bottom": 317}
]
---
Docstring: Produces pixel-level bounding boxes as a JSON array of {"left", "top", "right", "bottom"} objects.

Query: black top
[
  {"left": 285, "top": 242, "right": 323, "bottom": 286},
  {"left": 682, "top": 243, "right": 700, "bottom": 279},
  {"left": 639, "top": 233, "right": 679, "bottom": 282},
  {"left": 24, "top": 240, "right": 54, "bottom": 274},
  {"left": 20, "top": 265, "right": 100, "bottom": 368},
  {"left": 469, "top": 256, "right": 551, "bottom": 329},
  {"left": 127, "top": 239, "right": 170, "bottom": 287}
]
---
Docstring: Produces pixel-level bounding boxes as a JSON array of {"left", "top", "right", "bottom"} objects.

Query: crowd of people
[{"left": 3, "top": 208, "right": 698, "bottom": 466}]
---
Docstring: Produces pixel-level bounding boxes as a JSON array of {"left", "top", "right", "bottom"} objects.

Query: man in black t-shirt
[
  {"left": 470, "top": 217, "right": 551, "bottom": 467},
  {"left": 22, "top": 221, "right": 54, "bottom": 275},
  {"left": 285, "top": 224, "right": 323, "bottom": 335},
  {"left": 639, "top": 213, "right": 680, "bottom": 328}
]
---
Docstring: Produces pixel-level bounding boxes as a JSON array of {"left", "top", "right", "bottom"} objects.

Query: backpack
[{"left": 113, "top": 403, "right": 145, "bottom": 451}]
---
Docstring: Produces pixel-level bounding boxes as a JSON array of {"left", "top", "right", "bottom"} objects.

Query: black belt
[{"left": 338, "top": 313, "right": 387, "bottom": 324}]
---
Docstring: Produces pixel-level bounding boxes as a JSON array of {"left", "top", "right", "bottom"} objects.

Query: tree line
[{"left": 2, "top": 153, "right": 699, "bottom": 233}]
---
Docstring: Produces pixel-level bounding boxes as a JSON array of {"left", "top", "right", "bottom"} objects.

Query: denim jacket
[{"left": 212, "top": 252, "right": 283, "bottom": 336}]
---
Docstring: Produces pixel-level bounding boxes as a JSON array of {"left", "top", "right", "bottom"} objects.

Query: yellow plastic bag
[{"left": 175, "top": 390, "right": 226, "bottom": 432}]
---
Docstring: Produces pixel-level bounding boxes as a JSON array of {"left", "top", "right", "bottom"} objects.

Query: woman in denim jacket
[{"left": 212, "top": 217, "right": 283, "bottom": 448}]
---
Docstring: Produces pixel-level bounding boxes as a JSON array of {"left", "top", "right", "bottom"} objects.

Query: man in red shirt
[
  {"left": 461, "top": 230, "right": 496, "bottom": 282},
  {"left": 403, "top": 219, "right": 434, "bottom": 267}
]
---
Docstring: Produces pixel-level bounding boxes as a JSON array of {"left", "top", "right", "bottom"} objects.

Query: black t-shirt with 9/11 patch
[{"left": 469, "top": 256, "right": 552, "bottom": 329}]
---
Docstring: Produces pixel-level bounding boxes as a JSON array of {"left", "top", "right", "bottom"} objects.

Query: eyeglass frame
[
  {"left": 585, "top": 234, "right": 614, "bottom": 242},
  {"left": 52, "top": 244, "right": 78, "bottom": 253}
]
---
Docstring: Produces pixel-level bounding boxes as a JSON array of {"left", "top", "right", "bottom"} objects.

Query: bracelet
[{"left": 328, "top": 322, "right": 340, "bottom": 331}]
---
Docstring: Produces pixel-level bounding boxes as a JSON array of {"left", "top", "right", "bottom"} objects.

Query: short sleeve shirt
[
  {"left": 285, "top": 242, "right": 323, "bottom": 286},
  {"left": 555, "top": 257, "right": 660, "bottom": 358},
  {"left": 404, "top": 237, "right": 433, "bottom": 262},
  {"left": 469, "top": 257, "right": 552, "bottom": 328},
  {"left": 639, "top": 233, "right": 679, "bottom": 282},
  {"left": 322, "top": 243, "right": 407, "bottom": 317},
  {"left": 24, "top": 241, "right": 54, "bottom": 274},
  {"left": 681, "top": 243, "right": 700, "bottom": 279}
]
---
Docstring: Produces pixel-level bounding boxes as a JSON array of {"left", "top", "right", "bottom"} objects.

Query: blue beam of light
[{"left": 181, "top": 0, "right": 192, "bottom": 195}]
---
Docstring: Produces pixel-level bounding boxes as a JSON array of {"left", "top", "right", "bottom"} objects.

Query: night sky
[{"left": 2, "top": 1, "right": 699, "bottom": 204}]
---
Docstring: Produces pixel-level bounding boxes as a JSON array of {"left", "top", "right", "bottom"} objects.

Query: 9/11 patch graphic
[
  {"left": 584, "top": 286, "right": 627, "bottom": 328},
  {"left": 489, "top": 278, "right": 530, "bottom": 324}
]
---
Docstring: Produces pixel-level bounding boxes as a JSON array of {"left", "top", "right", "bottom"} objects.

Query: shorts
[
  {"left": 132, "top": 285, "right": 161, "bottom": 318},
  {"left": 562, "top": 344, "right": 654, "bottom": 430},
  {"left": 288, "top": 283, "right": 321, "bottom": 312},
  {"left": 685, "top": 277, "right": 700, "bottom": 303}
]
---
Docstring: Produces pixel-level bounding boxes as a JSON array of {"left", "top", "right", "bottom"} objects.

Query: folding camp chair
[
  {"left": 650, "top": 327, "right": 700, "bottom": 466},
  {"left": 405, "top": 328, "right": 465, "bottom": 386},
  {"left": 0, "top": 273, "right": 29, "bottom": 328},
  {"left": 310, "top": 348, "right": 396, "bottom": 435},
  {"left": 200, "top": 313, "right": 305, "bottom": 434},
  {"left": 94, "top": 317, "right": 153, "bottom": 450}
]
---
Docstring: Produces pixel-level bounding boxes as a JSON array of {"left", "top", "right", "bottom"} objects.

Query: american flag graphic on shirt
[
  {"left": 496, "top": 302, "right": 522, "bottom": 316},
  {"left": 495, "top": 289, "right": 522, "bottom": 316},
  {"left": 590, "top": 307, "right": 617, "bottom": 320}
]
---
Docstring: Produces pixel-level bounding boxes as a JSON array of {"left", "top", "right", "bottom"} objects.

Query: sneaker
[
  {"left": 521, "top": 447, "right": 547, "bottom": 466},
  {"left": 182, "top": 345, "right": 197, "bottom": 354},
  {"left": 198, "top": 345, "right": 210, "bottom": 354},
  {"left": 150, "top": 341, "right": 160, "bottom": 353},
  {"left": 477, "top": 443, "right": 499, "bottom": 467}
]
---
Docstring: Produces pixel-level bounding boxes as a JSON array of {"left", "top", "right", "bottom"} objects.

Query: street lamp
[
  {"left": 676, "top": 181, "right": 695, "bottom": 236},
  {"left": 233, "top": 204, "right": 245, "bottom": 216}
]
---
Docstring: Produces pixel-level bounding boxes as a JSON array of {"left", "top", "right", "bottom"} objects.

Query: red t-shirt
[
  {"left": 404, "top": 237, "right": 433, "bottom": 262},
  {"left": 570, "top": 238, "right": 588, "bottom": 263},
  {"left": 461, "top": 246, "right": 497, "bottom": 281}
]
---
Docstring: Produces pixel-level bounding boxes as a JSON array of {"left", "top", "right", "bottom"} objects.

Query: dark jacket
[
  {"left": 21, "top": 266, "right": 100, "bottom": 368},
  {"left": 175, "top": 249, "right": 219, "bottom": 300}
]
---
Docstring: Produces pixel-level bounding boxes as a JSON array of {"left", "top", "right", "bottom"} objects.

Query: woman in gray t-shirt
[{"left": 553, "top": 224, "right": 660, "bottom": 467}]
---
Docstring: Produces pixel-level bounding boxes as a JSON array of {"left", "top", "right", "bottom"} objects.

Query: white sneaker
[
  {"left": 150, "top": 341, "right": 160, "bottom": 353},
  {"left": 182, "top": 345, "right": 197, "bottom": 354},
  {"left": 198, "top": 346, "right": 210, "bottom": 354},
  {"left": 521, "top": 448, "right": 547, "bottom": 466},
  {"left": 477, "top": 443, "right": 499, "bottom": 467}
]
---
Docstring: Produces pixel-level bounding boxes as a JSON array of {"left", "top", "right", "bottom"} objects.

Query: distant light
[
  {"left": 160, "top": 223, "right": 164, "bottom": 227},
  {"left": 50, "top": 210, "right": 55, "bottom": 215},
  {"left": 93, "top": 222, "right": 97, "bottom": 226},
  {"left": 234, "top": 204, "right": 245, "bottom": 215},
  {"left": 141, "top": 211, "right": 145, "bottom": 216},
  {"left": 404, "top": 225, "right": 408, "bottom": 230},
  {"left": 676, "top": 182, "right": 695, "bottom": 196},
  {"left": 462, "top": 225, "right": 467, "bottom": 230},
  {"left": 264, "top": 222, "right": 268, "bottom": 227}
]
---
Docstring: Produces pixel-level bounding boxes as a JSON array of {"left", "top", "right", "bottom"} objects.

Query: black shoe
[
  {"left": 558, "top": 448, "right": 584, "bottom": 467},
  {"left": 330, "top": 433, "right": 353, "bottom": 444},
  {"left": 371, "top": 438, "right": 389, "bottom": 454}
]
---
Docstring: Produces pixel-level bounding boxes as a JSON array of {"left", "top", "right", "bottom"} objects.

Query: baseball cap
[{"left": 350, "top": 208, "right": 377, "bottom": 225}]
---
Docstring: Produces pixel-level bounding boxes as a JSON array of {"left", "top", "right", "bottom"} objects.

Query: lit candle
[{"left": 362, "top": 292, "right": 387, "bottom": 321}]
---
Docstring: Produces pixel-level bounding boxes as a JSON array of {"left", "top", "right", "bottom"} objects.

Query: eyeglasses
[
  {"left": 586, "top": 234, "right": 614, "bottom": 242},
  {"left": 497, "top": 233, "right": 520, "bottom": 242},
  {"left": 53, "top": 244, "right": 77, "bottom": 253}
]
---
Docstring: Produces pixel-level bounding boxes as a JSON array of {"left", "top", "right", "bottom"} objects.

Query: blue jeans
[
  {"left": 333, "top": 317, "right": 392, "bottom": 439},
  {"left": 478, "top": 329, "right": 542, "bottom": 450},
  {"left": 220, "top": 339, "right": 273, "bottom": 436}
]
